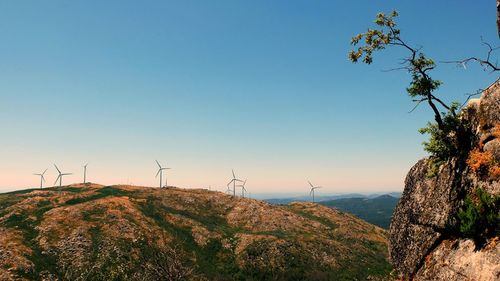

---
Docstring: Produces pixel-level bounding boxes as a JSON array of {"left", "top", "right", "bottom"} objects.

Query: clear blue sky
[{"left": 0, "top": 1, "right": 498, "bottom": 193}]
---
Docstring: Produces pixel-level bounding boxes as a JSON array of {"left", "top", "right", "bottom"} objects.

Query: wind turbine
[
  {"left": 54, "top": 164, "right": 72, "bottom": 187},
  {"left": 308, "top": 181, "right": 322, "bottom": 203},
  {"left": 33, "top": 168, "right": 47, "bottom": 189},
  {"left": 237, "top": 179, "right": 247, "bottom": 198},
  {"left": 83, "top": 163, "right": 88, "bottom": 184},
  {"left": 155, "top": 160, "right": 171, "bottom": 188},
  {"left": 227, "top": 169, "right": 243, "bottom": 197}
]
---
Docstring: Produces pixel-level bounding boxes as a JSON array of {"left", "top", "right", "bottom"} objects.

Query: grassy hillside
[
  {"left": 321, "top": 195, "right": 399, "bottom": 229},
  {"left": 0, "top": 184, "right": 392, "bottom": 280}
]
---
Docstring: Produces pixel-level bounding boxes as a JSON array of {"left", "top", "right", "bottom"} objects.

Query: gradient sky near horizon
[{"left": 0, "top": 1, "right": 498, "bottom": 194}]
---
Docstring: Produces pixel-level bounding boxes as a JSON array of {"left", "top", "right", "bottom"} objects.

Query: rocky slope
[
  {"left": 0, "top": 183, "right": 391, "bottom": 280},
  {"left": 389, "top": 79, "right": 500, "bottom": 280}
]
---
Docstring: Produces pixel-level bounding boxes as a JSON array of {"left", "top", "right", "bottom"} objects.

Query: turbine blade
[
  {"left": 84, "top": 163, "right": 88, "bottom": 167},
  {"left": 54, "top": 164, "right": 61, "bottom": 173},
  {"left": 54, "top": 175, "right": 61, "bottom": 185},
  {"left": 42, "top": 168, "right": 48, "bottom": 175},
  {"left": 62, "top": 173, "right": 72, "bottom": 175},
  {"left": 155, "top": 169, "right": 161, "bottom": 178},
  {"left": 308, "top": 181, "right": 314, "bottom": 188},
  {"left": 232, "top": 169, "right": 236, "bottom": 178},
  {"left": 227, "top": 179, "right": 234, "bottom": 186},
  {"left": 155, "top": 160, "right": 161, "bottom": 169},
  {"left": 41, "top": 175, "right": 46, "bottom": 182}
]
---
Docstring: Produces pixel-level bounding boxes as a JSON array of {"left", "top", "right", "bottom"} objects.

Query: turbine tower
[
  {"left": 155, "top": 160, "right": 171, "bottom": 188},
  {"left": 227, "top": 169, "right": 243, "bottom": 197},
  {"left": 83, "top": 163, "right": 88, "bottom": 184},
  {"left": 308, "top": 181, "right": 322, "bottom": 203},
  {"left": 33, "top": 168, "right": 47, "bottom": 189},
  {"left": 54, "top": 164, "right": 72, "bottom": 187}
]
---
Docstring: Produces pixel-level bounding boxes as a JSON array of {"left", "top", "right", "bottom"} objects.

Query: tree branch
[{"left": 442, "top": 39, "right": 499, "bottom": 72}]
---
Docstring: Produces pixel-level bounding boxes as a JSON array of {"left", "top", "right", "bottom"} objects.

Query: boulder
[
  {"left": 414, "top": 238, "right": 500, "bottom": 281},
  {"left": 389, "top": 158, "right": 466, "bottom": 277},
  {"left": 389, "top": 79, "right": 500, "bottom": 279}
]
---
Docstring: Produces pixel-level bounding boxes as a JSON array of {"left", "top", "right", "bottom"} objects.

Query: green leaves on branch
[
  {"left": 348, "top": 11, "right": 398, "bottom": 64},
  {"left": 419, "top": 103, "right": 462, "bottom": 160},
  {"left": 348, "top": 10, "right": 474, "bottom": 165},
  {"left": 349, "top": 10, "right": 450, "bottom": 130},
  {"left": 418, "top": 102, "right": 473, "bottom": 176}
]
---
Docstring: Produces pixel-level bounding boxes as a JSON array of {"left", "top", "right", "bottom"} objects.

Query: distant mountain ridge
[
  {"left": 265, "top": 192, "right": 400, "bottom": 205},
  {"left": 0, "top": 183, "right": 392, "bottom": 280},
  {"left": 320, "top": 195, "right": 399, "bottom": 229}
]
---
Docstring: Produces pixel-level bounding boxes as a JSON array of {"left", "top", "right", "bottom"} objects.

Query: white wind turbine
[
  {"left": 308, "top": 181, "right": 322, "bottom": 203},
  {"left": 33, "top": 168, "right": 48, "bottom": 189},
  {"left": 227, "top": 169, "right": 243, "bottom": 197},
  {"left": 237, "top": 179, "right": 248, "bottom": 198},
  {"left": 83, "top": 163, "right": 89, "bottom": 184},
  {"left": 155, "top": 160, "right": 171, "bottom": 188},
  {"left": 54, "top": 164, "right": 72, "bottom": 189}
]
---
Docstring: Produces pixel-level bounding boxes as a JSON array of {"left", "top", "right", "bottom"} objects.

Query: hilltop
[{"left": 0, "top": 183, "right": 391, "bottom": 281}]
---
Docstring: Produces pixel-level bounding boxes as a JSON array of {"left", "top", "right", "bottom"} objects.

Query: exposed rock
[
  {"left": 389, "top": 79, "right": 500, "bottom": 279},
  {"left": 389, "top": 158, "right": 466, "bottom": 277},
  {"left": 415, "top": 238, "right": 500, "bottom": 281},
  {"left": 478, "top": 79, "right": 500, "bottom": 131}
]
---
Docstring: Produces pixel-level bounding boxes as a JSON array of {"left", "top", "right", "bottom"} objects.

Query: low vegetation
[
  {"left": 457, "top": 188, "right": 500, "bottom": 248},
  {"left": 0, "top": 184, "right": 392, "bottom": 280}
]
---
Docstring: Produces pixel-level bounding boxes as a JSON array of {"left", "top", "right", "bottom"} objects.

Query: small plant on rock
[{"left": 457, "top": 188, "right": 500, "bottom": 248}]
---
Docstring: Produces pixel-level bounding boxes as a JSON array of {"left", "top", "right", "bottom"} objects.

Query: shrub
[
  {"left": 457, "top": 188, "right": 500, "bottom": 248},
  {"left": 419, "top": 103, "right": 472, "bottom": 176},
  {"left": 467, "top": 146, "right": 500, "bottom": 181},
  {"left": 467, "top": 148, "right": 494, "bottom": 175}
]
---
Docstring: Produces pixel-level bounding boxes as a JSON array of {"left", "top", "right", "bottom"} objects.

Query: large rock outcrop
[{"left": 389, "top": 79, "right": 500, "bottom": 280}]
